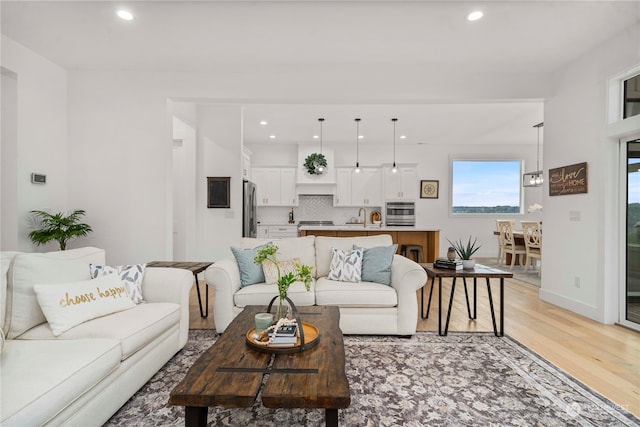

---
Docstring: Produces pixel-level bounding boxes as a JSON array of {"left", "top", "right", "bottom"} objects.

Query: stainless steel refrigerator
[{"left": 242, "top": 180, "right": 257, "bottom": 237}]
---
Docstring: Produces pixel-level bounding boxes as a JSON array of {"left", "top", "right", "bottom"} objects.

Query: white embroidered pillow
[
  {"left": 34, "top": 274, "right": 135, "bottom": 336},
  {"left": 327, "top": 248, "right": 363, "bottom": 282},
  {"left": 262, "top": 258, "right": 301, "bottom": 285},
  {"left": 90, "top": 263, "right": 146, "bottom": 304}
]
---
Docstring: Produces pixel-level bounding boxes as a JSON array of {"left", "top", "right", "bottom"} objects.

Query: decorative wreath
[{"left": 303, "top": 153, "right": 328, "bottom": 175}]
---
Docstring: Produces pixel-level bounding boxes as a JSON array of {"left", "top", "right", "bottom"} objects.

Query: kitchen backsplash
[{"left": 256, "top": 195, "right": 382, "bottom": 225}]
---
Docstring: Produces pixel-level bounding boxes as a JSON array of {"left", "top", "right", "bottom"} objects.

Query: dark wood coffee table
[{"left": 168, "top": 305, "right": 350, "bottom": 426}]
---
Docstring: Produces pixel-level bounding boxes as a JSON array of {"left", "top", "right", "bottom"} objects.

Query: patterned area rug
[{"left": 105, "top": 330, "right": 639, "bottom": 426}]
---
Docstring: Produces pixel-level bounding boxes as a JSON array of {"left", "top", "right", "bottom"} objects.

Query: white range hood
[{"left": 296, "top": 183, "right": 336, "bottom": 195}]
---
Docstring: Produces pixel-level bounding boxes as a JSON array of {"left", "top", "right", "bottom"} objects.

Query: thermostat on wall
[{"left": 31, "top": 173, "right": 46, "bottom": 184}]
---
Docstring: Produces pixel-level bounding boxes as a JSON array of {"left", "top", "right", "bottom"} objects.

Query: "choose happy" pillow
[{"left": 33, "top": 273, "right": 135, "bottom": 336}]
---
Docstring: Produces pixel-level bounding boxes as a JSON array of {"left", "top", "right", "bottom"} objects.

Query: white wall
[
  {"left": 171, "top": 102, "right": 199, "bottom": 261},
  {"left": 1, "top": 68, "right": 18, "bottom": 250},
  {"left": 541, "top": 25, "right": 640, "bottom": 323},
  {"left": 67, "top": 72, "right": 174, "bottom": 264},
  {"left": 172, "top": 116, "right": 196, "bottom": 261},
  {"left": 196, "top": 105, "right": 243, "bottom": 261},
  {"left": 0, "top": 36, "right": 68, "bottom": 252}
]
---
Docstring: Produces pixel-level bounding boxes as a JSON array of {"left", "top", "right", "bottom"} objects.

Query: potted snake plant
[{"left": 446, "top": 236, "right": 481, "bottom": 269}]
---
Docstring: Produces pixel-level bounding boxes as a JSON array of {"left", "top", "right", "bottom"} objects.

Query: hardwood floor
[
  {"left": 188, "top": 277, "right": 640, "bottom": 417},
  {"left": 188, "top": 282, "right": 215, "bottom": 330}
]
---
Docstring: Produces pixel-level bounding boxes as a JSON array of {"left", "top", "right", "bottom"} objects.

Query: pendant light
[
  {"left": 317, "top": 118, "right": 325, "bottom": 173},
  {"left": 354, "top": 118, "right": 361, "bottom": 173},
  {"left": 523, "top": 122, "right": 544, "bottom": 187},
  {"left": 391, "top": 118, "right": 398, "bottom": 173}
]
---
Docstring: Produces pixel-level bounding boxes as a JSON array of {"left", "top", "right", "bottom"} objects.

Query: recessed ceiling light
[
  {"left": 116, "top": 9, "right": 134, "bottom": 21},
  {"left": 259, "top": 120, "right": 268, "bottom": 125},
  {"left": 358, "top": 135, "right": 364, "bottom": 139},
  {"left": 467, "top": 10, "right": 483, "bottom": 21},
  {"left": 269, "top": 135, "right": 276, "bottom": 139},
  {"left": 400, "top": 135, "right": 407, "bottom": 139},
  {"left": 312, "top": 135, "right": 319, "bottom": 139}
]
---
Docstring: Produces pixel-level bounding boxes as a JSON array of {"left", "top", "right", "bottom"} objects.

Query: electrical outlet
[{"left": 574, "top": 276, "right": 581, "bottom": 288}]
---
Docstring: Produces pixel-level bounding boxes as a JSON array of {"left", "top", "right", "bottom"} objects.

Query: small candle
[{"left": 255, "top": 313, "right": 273, "bottom": 333}]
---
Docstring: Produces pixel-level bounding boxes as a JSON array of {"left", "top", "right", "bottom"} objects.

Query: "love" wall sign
[{"left": 549, "top": 162, "right": 588, "bottom": 196}]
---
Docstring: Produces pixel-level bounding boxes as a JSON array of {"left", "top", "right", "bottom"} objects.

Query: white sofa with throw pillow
[
  {"left": 205, "top": 235, "right": 428, "bottom": 335},
  {"left": 0, "top": 247, "right": 193, "bottom": 427}
]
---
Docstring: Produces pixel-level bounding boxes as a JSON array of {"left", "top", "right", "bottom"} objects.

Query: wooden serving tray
[{"left": 246, "top": 322, "right": 320, "bottom": 354}]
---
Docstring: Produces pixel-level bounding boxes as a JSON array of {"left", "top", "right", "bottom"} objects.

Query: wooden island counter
[{"left": 299, "top": 226, "right": 440, "bottom": 263}]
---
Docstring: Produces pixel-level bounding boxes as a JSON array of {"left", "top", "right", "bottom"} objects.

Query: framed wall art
[
  {"left": 420, "top": 180, "right": 439, "bottom": 199},
  {"left": 207, "top": 177, "right": 231, "bottom": 208},
  {"left": 548, "top": 162, "right": 588, "bottom": 196}
]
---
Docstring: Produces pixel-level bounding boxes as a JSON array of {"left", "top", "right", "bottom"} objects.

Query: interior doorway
[{"left": 172, "top": 117, "right": 196, "bottom": 261}]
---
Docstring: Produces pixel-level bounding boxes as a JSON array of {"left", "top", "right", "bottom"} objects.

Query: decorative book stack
[
  {"left": 269, "top": 323, "right": 298, "bottom": 344},
  {"left": 434, "top": 257, "right": 463, "bottom": 270}
]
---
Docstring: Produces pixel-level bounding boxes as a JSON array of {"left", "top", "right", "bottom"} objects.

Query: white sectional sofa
[
  {"left": 0, "top": 247, "right": 193, "bottom": 426},
  {"left": 205, "top": 235, "right": 427, "bottom": 335}
]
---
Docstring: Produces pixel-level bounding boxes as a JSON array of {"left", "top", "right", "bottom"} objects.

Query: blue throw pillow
[
  {"left": 231, "top": 244, "right": 268, "bottom": 287},
  {"left": 354, "top": 244, "right": 398, "bottom": 286}
]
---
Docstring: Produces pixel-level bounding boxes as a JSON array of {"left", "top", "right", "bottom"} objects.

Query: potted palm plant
[
  {"left": 446, "top": 236, "right": 481, "bottom": 269},
  {"left": 28, "top": 209, "right": 92, "bottom": 250}
]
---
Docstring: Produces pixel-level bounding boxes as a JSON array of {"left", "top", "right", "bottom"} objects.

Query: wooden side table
[
  {"left": 147, "top": 261, "right": 213, "bottom": 318},
  {"left": 419, "top": 263, "right": 512, "bottom": 336}
]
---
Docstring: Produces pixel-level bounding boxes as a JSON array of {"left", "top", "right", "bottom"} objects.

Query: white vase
[{"left": 462, "top": 259, "right": 475, "bottom": 270}]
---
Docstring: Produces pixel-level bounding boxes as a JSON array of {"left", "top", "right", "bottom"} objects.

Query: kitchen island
[{"left": 299, "top": 225, "right": 440, "bottom": 263}]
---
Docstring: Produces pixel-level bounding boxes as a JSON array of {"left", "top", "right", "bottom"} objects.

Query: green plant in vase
[
  {"left": 446, "top": 236, "right": 482, "bottom": 269},
  {"left": 254, "top": 243, "right": 313, "bottom": 319}
]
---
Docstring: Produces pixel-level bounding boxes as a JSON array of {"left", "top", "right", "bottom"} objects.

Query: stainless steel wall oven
[{"left": 385, "top": 201, "right": 415, "bottom": 226}]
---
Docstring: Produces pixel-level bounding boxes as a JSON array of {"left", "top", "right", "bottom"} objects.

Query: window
[
  {"left": 624, "top": 74, "right": 640, "bottom": 119},
  {"left": 451, "top": 160, "right": 522, "bottom": 215}
]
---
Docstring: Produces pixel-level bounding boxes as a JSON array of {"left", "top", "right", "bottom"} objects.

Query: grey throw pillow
[
  {"left": 354, "top": 244, "right": 398, "bottom": 286},
  {"left": 231, "top": 244, "right": 267, "bottom": 287}
]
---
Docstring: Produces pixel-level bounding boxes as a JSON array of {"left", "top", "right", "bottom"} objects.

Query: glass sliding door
[{"left": 625, "top": 141, "right": 640, "bottom": 328}]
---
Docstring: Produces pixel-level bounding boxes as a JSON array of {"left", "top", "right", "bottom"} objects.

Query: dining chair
[
  {"left": 521, "top": 221, "right": 542, "bottom": 276},
  {"left": 495, "top": 219, "right": 515, "bottom": 264},
  {"left": 496, "top": 220, "right": 526, "bottom": 268}
]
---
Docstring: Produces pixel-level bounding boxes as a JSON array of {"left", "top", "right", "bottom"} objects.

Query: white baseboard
[{"left": 538, "top": 289, "right": 603, "bottom": 323}]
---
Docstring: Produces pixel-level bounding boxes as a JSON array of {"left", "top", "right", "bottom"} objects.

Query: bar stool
[{"left": 400, "top": 244, "right": 424, "bottom": 263}]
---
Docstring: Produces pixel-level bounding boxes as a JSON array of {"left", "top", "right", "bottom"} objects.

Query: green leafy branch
[{"left": 254, "top": 243, "right": 313, "bottom": 298}]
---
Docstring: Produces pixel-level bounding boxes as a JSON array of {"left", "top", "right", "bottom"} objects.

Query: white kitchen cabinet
[
  {"left": 383, "top": 165, "right": 418, "bottom": 200},
  {"left": 352, "top": 167, "right": 381, "bottom": 206},
  {"left": 334, "top": 167, "right": 381, "bottom": 206},
  {"left": 257, "top": 225, "right": 270, "bottom": 238},
  {"left": 267, "top": 225, "right": 299, "bottom": 238},
  {"left": 257, "top": 224, "right": 298, "bottom": 238},
  {"left": 334, "top": 168, "right": 352, "bottom": 206},
  {"left": 252, "top": 167, "right": 298, "bottom": 206},
  {"left": 279, "top": 168, "right": 298, "bottom": 206}
]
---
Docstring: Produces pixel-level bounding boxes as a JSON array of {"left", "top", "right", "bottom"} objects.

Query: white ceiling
[{"left": 2, "top": 1, "right": 638, "bottom": 145}]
